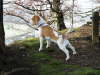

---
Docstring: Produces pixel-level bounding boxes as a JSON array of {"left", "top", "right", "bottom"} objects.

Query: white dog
[{"left": 31, "top": 16, "right": 77, "bottom": 61}]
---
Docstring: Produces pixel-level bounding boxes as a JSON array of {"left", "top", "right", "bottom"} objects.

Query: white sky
[{"left": 78, "top": 0, "right": 93, "bottom": 12}]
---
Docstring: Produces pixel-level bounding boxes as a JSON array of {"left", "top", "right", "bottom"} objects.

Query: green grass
[
  {"left": 67, "top": 67, "right": 100, "bottom": 75},
  {"left": 11, "top": 38, "right": 100, "bottom": 75}
]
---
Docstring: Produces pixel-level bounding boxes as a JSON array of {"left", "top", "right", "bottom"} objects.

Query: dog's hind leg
[
  {"left": 46, "top": 40, "right": 50, "bottom": 48},
  {"left": 68, "top": 43, "right": 77, "bottom": 55},
  {"left": 57, "top": 43, "right": 70, "bottom": 61},
  {"left": 39, "top": 37, "right": 44, "bottom": 51}
]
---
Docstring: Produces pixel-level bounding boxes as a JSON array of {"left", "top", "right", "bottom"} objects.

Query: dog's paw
[
  {"left": 46, "top": 46, "right": 50, "bottom": 48},
  {"left": 39, "top": 48, "right": 43, "bottom": 52},
  {"left": 73, "top": 51, "right": 77, "bottom": 55},
  {"left": 65, "top": 57, "right": 70, "bottom": 61}
]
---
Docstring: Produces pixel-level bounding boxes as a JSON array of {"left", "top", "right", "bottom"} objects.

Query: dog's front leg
[{"left": 39, "top": 37, "right": 44, "bottom": 51}]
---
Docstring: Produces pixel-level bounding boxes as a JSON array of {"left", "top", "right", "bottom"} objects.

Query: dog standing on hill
[{"left": 31, "top": 16, "right": 77, "bottom": 61}]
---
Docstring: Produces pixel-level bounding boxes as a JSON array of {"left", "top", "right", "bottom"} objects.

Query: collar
[
  {"left": 38, "top": 23, "right": 48, "bottom": 27},
  {"left": 37, "top": 17, "right": 48, "bottom": 27}
]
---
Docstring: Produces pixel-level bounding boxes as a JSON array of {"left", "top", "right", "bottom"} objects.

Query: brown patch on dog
[
  {"left": 32, "top": 16, "right": 40, "bottom": 25},
  {"left": 32, "top": 16, "right": 58, "bottom": 40},
  {"left": 41, "top": 26, "right": 59, "bottom": 40}
]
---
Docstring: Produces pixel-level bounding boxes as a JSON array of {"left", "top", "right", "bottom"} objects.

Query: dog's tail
[
  {"left": 66, "top": 28, "right": 75, "bottom": 34},
  {"left": 61, "top": 28, "right": 76, "bottom": 39},
  {"left": 60, "top": 28, "right": 75, "bottom": 35}
]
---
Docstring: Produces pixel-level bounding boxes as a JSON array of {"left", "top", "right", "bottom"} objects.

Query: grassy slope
[{"left": 10, "top": 38, "right": 100, "bottom": 75}]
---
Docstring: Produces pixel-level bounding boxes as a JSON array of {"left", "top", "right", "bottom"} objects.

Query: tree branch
[
  {"left": 4, "top": 1, "right": 50, "bottom": 12},
  {"left": 4, "top": 9, "right": 38, "bottom": 30},
  {"left": 47, "top": 0, "right": 59, "bottom": 13}
]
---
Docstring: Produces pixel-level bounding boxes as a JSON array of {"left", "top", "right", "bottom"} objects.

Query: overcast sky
[{"left": 78, "top": 0, "right": 92, "bottom": 11}]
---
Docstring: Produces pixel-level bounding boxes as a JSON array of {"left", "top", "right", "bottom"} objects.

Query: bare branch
[
  {"left": 3, "top": 1, "right": 16, "bottom": 4},
  {"left": 47, "top": 0, "right": 59, "bottom": 13},
  {"left": 15, "top": 2, "right": 50, "bottom": 11},
  {"left": 74, "top": 7, "right": 99, "bottom": 15},
  {"left": 4, "top": 8, "right": 38, "bottom": 30},
  {"left": 4, "top": 1, "right": 50, "bottom": 12}
]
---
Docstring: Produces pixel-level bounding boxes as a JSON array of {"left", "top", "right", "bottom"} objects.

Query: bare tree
[{"left": 4, "top": 0, "right": 79, "bottom": 31}]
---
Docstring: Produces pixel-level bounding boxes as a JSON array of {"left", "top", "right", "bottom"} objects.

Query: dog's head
[
  {"left": 31, "top": 16, "right": 40, "bottom": 25},
  {"left": 31, "top": 15, "right": 48, "bottom": 28}
]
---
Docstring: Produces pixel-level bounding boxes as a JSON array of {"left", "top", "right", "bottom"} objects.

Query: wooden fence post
[{"left": 92, "top": 11, "right": 100, "bottom": 44}]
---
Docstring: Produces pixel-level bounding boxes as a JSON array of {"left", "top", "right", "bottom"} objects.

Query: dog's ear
[{"left": 32, "top": 16, "right": 40, "bottom": 25}]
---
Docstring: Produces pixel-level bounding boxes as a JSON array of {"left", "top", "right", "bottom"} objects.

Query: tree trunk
[
  {"left": 52, "top": 0, "right": 66, "bottom": 30},
  {"left": 0, "top": 0, "right": 5, "bottom": 53},
  {"left": 92, "top": 11, "right": 100, "bottom": 44},
  {"left": 0, "top": 0, "right": 7, "bottom": 72},
  {"left": 57, "top": 11, "right": 66, "bottom": 30}
]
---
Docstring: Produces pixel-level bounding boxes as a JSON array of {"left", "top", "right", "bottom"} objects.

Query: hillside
[
  {"left": 3, "top": 37, "right": 100, "bottom": 75},
  {"left": 1, "top": 24, "right": 100, "bottom": 75}
]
